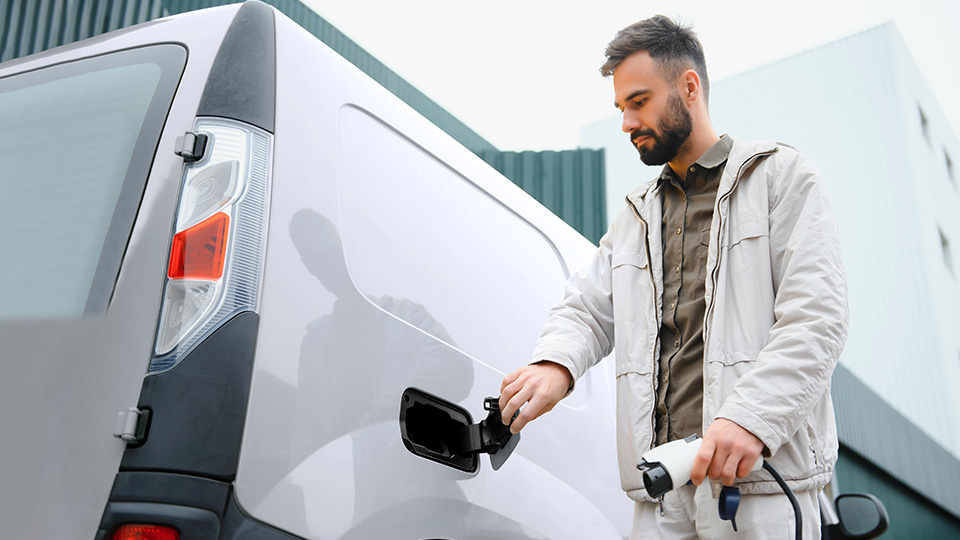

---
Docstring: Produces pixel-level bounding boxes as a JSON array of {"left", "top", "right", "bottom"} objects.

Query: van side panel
[{"left": 235, "top": 12, "right": 631, "bottom": 540}]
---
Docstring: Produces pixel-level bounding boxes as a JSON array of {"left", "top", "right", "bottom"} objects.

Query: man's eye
[{"left": 634, "top": 99, "right": 646, "bottom": 107}]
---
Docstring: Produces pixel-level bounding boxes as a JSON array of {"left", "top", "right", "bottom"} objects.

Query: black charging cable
[{"left": 762, "top": 460, "right": 802, "bottom": 540}]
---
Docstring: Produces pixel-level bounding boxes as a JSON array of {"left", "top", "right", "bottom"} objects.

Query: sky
[{"left": 300, "top": 0, "right": 960, "bottom": 152}]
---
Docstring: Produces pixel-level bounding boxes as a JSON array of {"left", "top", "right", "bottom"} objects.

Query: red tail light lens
[
  {"left": 112, "top": 524, "right": 179, "bottom": 540},
  {"left": 167, "top": 212, "right": 230, "bottom": 280}
]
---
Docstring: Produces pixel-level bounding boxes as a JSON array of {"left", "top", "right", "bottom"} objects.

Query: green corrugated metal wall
[
  {"left": 0, "top": 0, "right": 606, "bottom": 242},
  {"left": 1, "top": 0, "right": 163, "bottom": 62},
  {"left": 831, "top": 363, "right": 960, "bottom": 537},
  {"left": 835, "top": 446, "right": 960, "bottom": 539},
  {"left": 832, "top": 363, "right": 960, "bottom": 521},
  {"left": 480, "top": 149, "right": 607, "bottom": 243}
]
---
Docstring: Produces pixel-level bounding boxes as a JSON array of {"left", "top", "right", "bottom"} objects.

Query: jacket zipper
[
  {"left": 626, "top": 194, "right": 661, "bottom": 450},
  {"left": 703, "top": 148, "right": 778, "bottom": 348}
]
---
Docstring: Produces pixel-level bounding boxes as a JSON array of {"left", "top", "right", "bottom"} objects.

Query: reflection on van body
[{"left": 0, "top": 2, "right": 630, "bottom": 539}]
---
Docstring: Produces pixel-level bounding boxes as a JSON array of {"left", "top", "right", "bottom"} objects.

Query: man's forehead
[
  {"left": 613, "top": 52, "right": 669, "bottom": 88},
  {"left": 613, "top": 51, "right": 669, "bottom": 104}
]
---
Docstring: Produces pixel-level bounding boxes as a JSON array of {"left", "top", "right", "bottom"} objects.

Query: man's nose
[{"left": 622, "top": 110, "right": 641, "bottom": 134}]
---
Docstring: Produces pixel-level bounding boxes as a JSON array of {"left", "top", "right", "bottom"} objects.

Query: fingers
[
  {"left": 497, "top": 362, "right": 571, "bottom": 433},
  {"left": 500, "top": 369, "right": 520, "bottom": 394},
  {"left": 699, "top": 418, "right": 764, "bottom": 486},
  {"left": 690, "top": 437, "right": 714, "bottom": 486},
  {"left": 696, "top": 437, "right": 740, "bottom": 487},
  {"left": 498, "top": 368, "right": 523, "bottom": 415},
  {"left": 509, "top": 391, "right": 548, "bottom": 433},
  {"left": 719, "top": 453, "right": 740, "bottom": 486},
  {"left": 500, "top": 380, "right": 533, "bottom": 429}
]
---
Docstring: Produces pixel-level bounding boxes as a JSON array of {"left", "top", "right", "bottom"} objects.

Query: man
[{"left": 498, "top": 15, "right": 847, "bottom": 540}]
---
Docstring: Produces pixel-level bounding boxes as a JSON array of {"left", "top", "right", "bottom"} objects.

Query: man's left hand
[{"left": 690, "top": 418, "right": 764, "bottom": 486}]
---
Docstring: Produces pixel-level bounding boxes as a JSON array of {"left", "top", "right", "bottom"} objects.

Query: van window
[
  {"left": 0, "top": 45, "right": 186, "bottom": 318},
  {"left": 336, "top": 106, "right": 567, "bottom": 371}
]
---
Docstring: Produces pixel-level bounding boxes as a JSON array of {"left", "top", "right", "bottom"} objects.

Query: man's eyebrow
[{"left": 614, "top": 89, "right": 651, "bottom": 110}]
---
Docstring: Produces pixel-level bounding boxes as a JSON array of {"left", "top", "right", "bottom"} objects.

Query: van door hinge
[
  {"left": 113, "top": 407, "right": 150, "bottom": 445},
  {"left": 174, "top": 131, "right": 208, "bottom": 162}
]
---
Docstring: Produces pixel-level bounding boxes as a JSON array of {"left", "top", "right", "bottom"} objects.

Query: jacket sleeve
[
  {"left": 716, "top": 149, "right": 848, "bottom": 456},
  {"left": 529, "top": 227, "right": 617, "bottom": 386}
]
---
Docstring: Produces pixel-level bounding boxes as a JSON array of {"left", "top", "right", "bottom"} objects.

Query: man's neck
[{"left": 668, "top": 127, "right": 721, "bottom": 181}]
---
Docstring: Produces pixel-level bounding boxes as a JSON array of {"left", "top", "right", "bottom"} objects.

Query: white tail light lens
[{"left": 150, "top": 118, "right": 271, "bottom": 373}]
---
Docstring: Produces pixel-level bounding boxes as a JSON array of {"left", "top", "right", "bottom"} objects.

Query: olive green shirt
[{"left": 655, "top": 135, "right": 733, "bottom": 445}]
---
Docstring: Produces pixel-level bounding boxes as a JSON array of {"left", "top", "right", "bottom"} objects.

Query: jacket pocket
[
  {"left": 615, "top": 354, "right": 655, "bottom": 494},
  {"left": 610, "top": 251, "right": 656, "bottom": 372},
  {"left": 707, "top": 350, "right": 759, "bottom": 367},
  {"left": 611, "top": 250, "right": 651, "bottom": 327},
  {"left": 612, "top": 250, "right": 648, "bottom": 270},
  {"left": 723, "top": 220, "right": 768, "bottom": 249}
]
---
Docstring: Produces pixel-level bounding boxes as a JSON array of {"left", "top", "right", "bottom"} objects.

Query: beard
[{"left": 630, "top": 92, "right": 693, "bottom": 166}]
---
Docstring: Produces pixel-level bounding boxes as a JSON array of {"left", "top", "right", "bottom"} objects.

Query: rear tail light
[
  {"left": 150, "top": 118, "right": 271, "bottom": 373},
  {"left": 167, "top": 212, "right": 230, "bottom": 280},
  {"left": 112, "top": 524, "right": 179, "bottom": 540}
]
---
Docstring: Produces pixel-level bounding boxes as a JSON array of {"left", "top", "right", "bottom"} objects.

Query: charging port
[{"left": 399, "top": 388, "right": 477, "bottom": 473}]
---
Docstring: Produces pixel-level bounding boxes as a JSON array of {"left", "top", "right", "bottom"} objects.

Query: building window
[
  {"left": 941, "top": 228, "right": 954, "bottom": 277},
  {"left": 947, "top": 150, "right": 956, "bottom": 188},
  {"left": 919, "top": 105, "right": 930, "bottom": 145}
]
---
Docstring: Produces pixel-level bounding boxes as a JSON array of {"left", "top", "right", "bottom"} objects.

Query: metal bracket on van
[
  {"left": 113, "top": 407, "right": 150, "bottom": 445},
  {"left": 174, "top": 131, "right": 208, "bottom": 162}
]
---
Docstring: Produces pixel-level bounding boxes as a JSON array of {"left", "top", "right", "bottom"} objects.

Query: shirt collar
[{"left": 657, "top": 134, "right": 733, "bottom": 185}]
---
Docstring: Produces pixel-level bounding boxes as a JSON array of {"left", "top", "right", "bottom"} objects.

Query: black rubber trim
[
  {"left": 108, "top": 472, "right": 231, "bottom": 515},
  {"left": 98, "top": 472, "right": 303, "bottom": 540},
  {"left": 120, "top": 311, "right": 259, "bottom": 480},
  {"left": 196, "top": 0, "right": 276, "bottom": 132},
  {"left": 97, "top": 501, "right": 220, "bottom": 540}
]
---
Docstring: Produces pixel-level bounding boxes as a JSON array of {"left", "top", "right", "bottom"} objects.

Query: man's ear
[{"left": 681, "top": 69, "right": 701, "bottom": 104}]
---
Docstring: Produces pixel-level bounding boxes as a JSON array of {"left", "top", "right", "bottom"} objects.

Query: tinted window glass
[
  {"left": 337, "top": 106, "right": 567, "bottom": 372},
  {"left": 0, "top": 45, "right": 186, "bottom": 318}
]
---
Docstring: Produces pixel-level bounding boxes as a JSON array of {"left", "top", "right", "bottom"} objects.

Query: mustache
[{"left": 630, "top": 129, "right": 656, "bottom": 144}]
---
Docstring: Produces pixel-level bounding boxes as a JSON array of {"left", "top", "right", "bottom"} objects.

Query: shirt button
[
  {"left": 676, "top": 227, "right": 682, "bottom": 235},
  {"left": 689, "top": 166, "right": 696, "bottom": 173},
  {"left": 674, "top": 340, "right": 680, "bottom": 347},
  {"left": 670, "top": 302, "right": 676, "bottom": 309},
  {"left": 676, "top": 264, "right": 681, "bottom": 273}
]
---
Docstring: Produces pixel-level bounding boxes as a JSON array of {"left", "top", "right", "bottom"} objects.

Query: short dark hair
[{"left": 600, "top": 15, "right": 709, "bottom": 102}]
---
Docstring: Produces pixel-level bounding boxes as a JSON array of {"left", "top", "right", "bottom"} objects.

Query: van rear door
[{"left": 0, "top": 26, "right": 203, "bottom": 540}]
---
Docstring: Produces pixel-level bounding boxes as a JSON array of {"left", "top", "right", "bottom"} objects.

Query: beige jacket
[{"left": 532, "top": 138, "right": 848, "bottom": 501}]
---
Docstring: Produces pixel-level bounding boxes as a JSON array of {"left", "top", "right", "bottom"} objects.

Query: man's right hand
[{"left": 498, "top": 361, "right": 572, "bottom": 434}]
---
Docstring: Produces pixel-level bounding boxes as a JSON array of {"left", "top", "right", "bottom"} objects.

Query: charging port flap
[{"left": 399, "top": 388, "right": 478, "bottom": 473}]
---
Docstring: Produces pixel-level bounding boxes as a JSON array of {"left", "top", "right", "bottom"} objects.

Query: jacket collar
[{"left": 625, "top": 136, "right": 780, "bottom": 213}]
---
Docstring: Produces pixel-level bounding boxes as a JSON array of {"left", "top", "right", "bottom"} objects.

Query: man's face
[{"left": 613, "top": 51, "right": 692, "bottom": 166}]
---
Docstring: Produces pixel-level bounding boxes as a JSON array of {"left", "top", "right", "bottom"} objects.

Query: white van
[{"left": 0, "top": 2, "right": 631, "bottom": 538}]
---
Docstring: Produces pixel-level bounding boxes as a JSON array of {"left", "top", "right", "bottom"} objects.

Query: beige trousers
[{"left": 631, "top": 482, "right": 821, "bottom": 540}]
